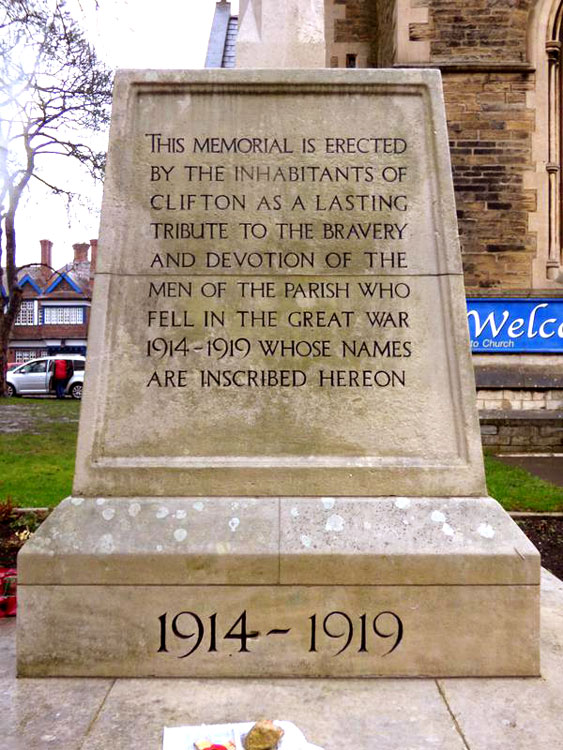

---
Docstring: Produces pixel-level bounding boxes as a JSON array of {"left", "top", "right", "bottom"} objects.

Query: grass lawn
[
  {"left": 0, "top": 397, "right": 80, "bottom": 508},
  {"left": 1, "top": 396, "right": 563, "bottom": 512},
  {"left": 484, "top": 454, "right": 563, "bottom": 513}
]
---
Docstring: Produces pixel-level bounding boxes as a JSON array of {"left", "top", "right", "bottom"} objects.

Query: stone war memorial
[{"left": 17, "top": 67, "right": 540, "bottom": 677}]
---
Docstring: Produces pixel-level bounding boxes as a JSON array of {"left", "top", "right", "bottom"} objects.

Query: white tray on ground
[{"left": 163, "top": 720, "right": 324, "bottom": 750}]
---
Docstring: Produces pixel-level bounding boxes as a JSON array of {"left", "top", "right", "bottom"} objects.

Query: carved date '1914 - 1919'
[{"left": 157, "top": 609, "right": 403, "bottom": 658}]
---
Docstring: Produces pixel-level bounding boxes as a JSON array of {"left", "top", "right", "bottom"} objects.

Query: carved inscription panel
[{"left": 75, "top": 71, "right": 485, "bottom": 496}]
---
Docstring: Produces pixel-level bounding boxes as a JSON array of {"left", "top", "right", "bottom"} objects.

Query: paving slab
[
  {"left": 0, "top": 620, "right": 112, "bottom": 750},
  {"left": 81, "top": 677, "right": 466, "bottom": 750},
  {"left": 2, "top": 569, "right": 563, "bottom": 749},
  {"left": 437, "top": 570, "right": 563, "bottom": 750}
]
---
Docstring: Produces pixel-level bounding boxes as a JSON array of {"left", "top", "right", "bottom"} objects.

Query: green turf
[
  {"left": 0, "top": 397, "right": 80, "bottom": 508},
  {"left": 484, "top": 453, "right": 563, "bottom": 513},
  {"left": 2, "top": 397, "right": 563, "bottom": 511}
]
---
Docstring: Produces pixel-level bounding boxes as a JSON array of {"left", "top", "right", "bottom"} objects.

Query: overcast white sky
[{"left": 16, "top": 0, "right": 240, "bottom": 268}]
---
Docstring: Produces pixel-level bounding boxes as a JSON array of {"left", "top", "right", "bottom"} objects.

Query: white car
[{"left": 6, "top": 354, "right": 85, "bottom": 399}]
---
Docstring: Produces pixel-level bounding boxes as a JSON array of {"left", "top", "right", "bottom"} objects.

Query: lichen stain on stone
[
  {"left": 229, "top": 517, "right": 240, "bottom": 532},
  {"left": 477, "top": 523, "right": 495, "bottom": 539},
  {"left": 431, "top": 510, "right": 446, "bottom": 523},
  {"left": 175, "top": 509, "right": 187, "bottom": 520},
  {"left": 290, "top": 507, "right": 299, "bottom": 518},
  {"left": 95, "top": 498, "right": 107, "bottom": 506},
  {"left": 95, "top": 534, "right": 115, "bottom": 554},
  {"left": 102, "top": 508, "right": 116, "bottom": 521},
  {"left": 71, "top": 497, "right": 84, "bottom": 506},
  {"left": 193, "top": 501, "right": 204, "bottom": 512},
  {"left": 325, "top": 514, "right": 345, "bottom": 532},
  {"left": 173, "top": 528, "right": 188, "bottom": 542},
  {"left": 321, "top": 497, "right": 336, "bottom": 510},
  {"left": 156, "top": 506, "right": 169, "bottom": 519},
  {"left": 442, "top": 523, "right": 454, "bottom": 536},
  {"left": 177, "top": 95, "right": 192, "bottom": 112},
  {"left": 300, "top": 534, "right": 312, "bottom": 548},
  {"left": 395, "top": 497, "right": 411, "bottom": 510},
  {"left": 128, "top": 502, "right": 141, "bottom": 517}
]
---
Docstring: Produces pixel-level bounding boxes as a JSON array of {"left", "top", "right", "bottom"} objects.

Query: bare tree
[{"left": 0, "top": 0, "right": 112, "bottom": 394}]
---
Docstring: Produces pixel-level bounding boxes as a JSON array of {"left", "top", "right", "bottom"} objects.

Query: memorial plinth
[{"left": 17, "top": 69, "right": 540, "bottom": 677}]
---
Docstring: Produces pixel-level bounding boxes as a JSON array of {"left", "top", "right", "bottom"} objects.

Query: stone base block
[
  {"left": 18, "top": 583, "right": 539, "bottom": 678},
  {"left": 17, "top": 496, "right": 540, "bottom": 677}
]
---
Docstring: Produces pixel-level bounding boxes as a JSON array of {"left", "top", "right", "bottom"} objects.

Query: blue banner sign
[{"left": 467, "top": 298, "right": 563, "bottom": 353}]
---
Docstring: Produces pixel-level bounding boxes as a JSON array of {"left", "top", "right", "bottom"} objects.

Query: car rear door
[{"left": 71, "top": 359, "right": 85, "bottom": 378}]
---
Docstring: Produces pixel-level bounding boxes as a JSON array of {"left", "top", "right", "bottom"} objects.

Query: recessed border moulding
[{"left": 74, "top": 69, "right": 485, "bottom": 498}]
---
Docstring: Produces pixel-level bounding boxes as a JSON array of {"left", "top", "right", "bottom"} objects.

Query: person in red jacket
[{"left": 53, "top": 358, "right": 69, "bottom": 399}]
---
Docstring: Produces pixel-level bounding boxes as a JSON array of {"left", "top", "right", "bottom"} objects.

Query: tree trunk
[
  {"left": 0, "top": 311, "right": 12, "bottom": 396},
  {"left": 0, "top": 204, "right": 23, "bottom": 396},
  {"left": 0, "top": 289, "right": 22, "bottom": 396}
]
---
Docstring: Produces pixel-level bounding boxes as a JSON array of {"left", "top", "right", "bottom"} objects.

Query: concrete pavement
[{"left": 2, "top": 569, "right": 563, "bottom": 749}]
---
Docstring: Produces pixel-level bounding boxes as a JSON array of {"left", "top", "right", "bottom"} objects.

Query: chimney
[
  {"left": 73, "top": 243, "right": 89, "bottom": 263},
  {"left": 40, "top": 239, "right": 53, "bottom": 269},
  {"left": 89, "top": 239, "right": 98, "bottom": 276}
]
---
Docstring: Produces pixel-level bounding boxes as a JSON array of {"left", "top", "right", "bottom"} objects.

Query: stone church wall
[
  {"left": 326, "top": 0, "right": 546, "bottom": 292},
  {"left": 442, "top": 70, "right": 536, "bottom": 290},
  {"left": 423, "top": 0, "right": 533, "bottom": 63}
]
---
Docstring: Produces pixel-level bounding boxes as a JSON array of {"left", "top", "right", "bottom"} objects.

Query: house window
[
  {"left": 14, "top": 300, "right": 35, "bottom": 326},
  {"left": 43, "top": 306, "right": 84, "bottom": 325},
  {"left": 346, "top": 54, "right": 357, "bottom": 68},
  {"left": 14, "top": 349, "right": 45, "bottom": 363}
]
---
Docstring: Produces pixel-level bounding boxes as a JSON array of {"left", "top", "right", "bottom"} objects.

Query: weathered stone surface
[
  {"left": 17, "top": 68, "right": 539, "bottom": 680},
  {"left": 436, "top": 572, "right": 563, "bottom": 749},
  {"left": 279, "top": 496, "right": 539, "bottom": 585},
  {"left": 80, "top": 673, "right": 469, "bottom": 750},
  {"left": 6, "top": 572, "right": 563, "bottom": 749},
  {"left": 237, "top": 0, "right": 326, "bottom": 68},
  {"left": 17, "top": 495, "right": 539, "bottom": 677},
  {"left": 18, "top": 496, "right": 280, "bottom": 586},
  {"left": 18, "top": 496, "right": 539, "bottom": 587},
  {"left": 73, "top": 69, "right": 485, "bottom": 500},
  {"left": 0, "top": 619, "right": 112, "bottom": 750},
  {"left": 17, "top": 579, "right": 539, "bottom": 678}
]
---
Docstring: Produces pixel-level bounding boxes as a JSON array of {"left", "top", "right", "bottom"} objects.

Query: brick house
[
  {"left": 5, "top": 239, "right": 97, "bottom": 364},
  {"left": 206, "top": 0, "right": 563, "bottom": 452}
]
